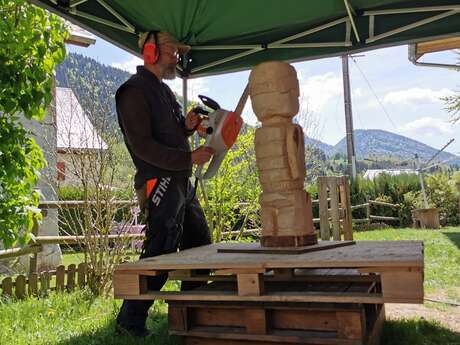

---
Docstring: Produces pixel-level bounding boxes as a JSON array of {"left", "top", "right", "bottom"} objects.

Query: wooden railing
[
  {"left": 311, "top": 198, "right": 400, "bottom": 226},
  {"left": 0, "top": 200, "right": 144, "bottom": 268},
  {"left": 351, "top": 199, "right": 400, "bottom": 225}
]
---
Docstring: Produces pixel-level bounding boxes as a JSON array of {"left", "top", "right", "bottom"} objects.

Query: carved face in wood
[{"left": 249, "top": 61, "right": 300, "bottom": 122}]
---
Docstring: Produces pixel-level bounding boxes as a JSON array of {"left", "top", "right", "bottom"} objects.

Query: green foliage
[
  {"left": 0, "top": 0, "right": 67, "bottom": 120},
  {"left": 0, "top": 116, "right": 45, "bottom": 247},
  {"left": 199, "top": 128, "right": 261, "bottom": 241},
  {"left": 443, "top": 51, "right": 459, "bottom": 123},
  {"left": 0, "top": 0, "right": 67, "bottom": 248},
  {"left": 424, "top": 174, "right": 458, "bottom": 225}
]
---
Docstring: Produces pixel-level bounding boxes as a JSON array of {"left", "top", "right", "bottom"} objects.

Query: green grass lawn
[{"left": 0, "top": 227, "right": 459, "bottom": 345}]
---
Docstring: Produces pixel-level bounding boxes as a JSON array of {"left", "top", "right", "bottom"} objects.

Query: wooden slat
[
  {"left": 339, "top": 176, "right": 353, "bottom": 241},
  {"left": 119, "top": 290, "right": 389, "bottom": 304},
  {"left": 1, "top": 277, "right": 13, "bottom": 297},
  {"left": 244, "top": 308, "right": 267, "bottom": 334},
  {"left": 113, "top": 271, "right": 147, "bottom": 296},
  {"left": 271, "top": 309, "right": 338, "bottom": 332},
  {"left": 67, "top": 264, "right": 76, "bottom": 291},
  {"left": 56, "top": 265, "right": 65, "bottom": 292},
  {"left": 367, "top": 305, "right": 385, "bottom": 345},
  {"left": 416, "top": 36, "right": 460, "bottom": 55},
  {"left": 328, "top": 178, "right": 341, "bottom": 241},
  {"left": 77, "top": 263, "right": 87, "bottom": 288},
  {"left": 237, "top": 273, "right": 264, "bottom": 296},
  {"left": 33, "top": 234, "right": 144, "bottom": 245},
  {"left": 179, "top": 328, "right": 362, "bottom": 345},
  {"left": 370, "top": 215, "right": 399, "bottom": 221},
  {"left": 40, "top": 271, "right": 50, "bottom": 296},
  {"left": 216, "top": 241, "right": 355, "bottom": 255},
  {"left": 0, "top": 245, "right": 41, "bottom": 260},
  {"left": 369, "top": 200, "right": 399, "bottom": 208},
  {"left": 380, "top": 268, "right": 424, "bottom": 303},
  {"left": 336, "top": 310, "right": 365, "bottom": 340},
  {"left": 318, "top": 176, "right": 330, "bottom": 240},
  {"left": 28, "top": 272, "right": 38, "bottom": 296},
  {"left": 15, "top": 275, "right": 26, "bottom": 299},
  {"left": 169, "top": 306, "right": 188, "bottom": 331},
  {"left": 190, "top": 307, "right": 244, "bottom": 328}
]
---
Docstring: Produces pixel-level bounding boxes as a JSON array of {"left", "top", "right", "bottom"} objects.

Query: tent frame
[{"left": 34, "top": 1, "right": 460, "bottom": 78}]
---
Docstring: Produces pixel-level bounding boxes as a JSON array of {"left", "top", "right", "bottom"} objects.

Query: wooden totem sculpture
[{"left": 249, "top": 61, "right": 317, "bottom": 247}]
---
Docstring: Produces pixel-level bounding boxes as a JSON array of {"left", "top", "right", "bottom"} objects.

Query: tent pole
[
  {"left": 182, "top": 77, "right": 188, "bottom": 117},
  {"left": 341, "top": 55, "right": 356, "bottom": 180}
]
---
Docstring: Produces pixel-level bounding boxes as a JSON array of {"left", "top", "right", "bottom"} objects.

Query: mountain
[
  {"left": 331, "top": 129, "right": 459, "bottom": 166},
  {"left": 304, "top": 136, "right": 333, "bottom": 154},
  {"left": 55, "top": 53, "right": 186, "bottom": 136}
]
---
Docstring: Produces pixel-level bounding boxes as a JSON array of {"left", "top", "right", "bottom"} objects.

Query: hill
[{"left": 331, "top": 129, "right": 459, "bottom": 166}]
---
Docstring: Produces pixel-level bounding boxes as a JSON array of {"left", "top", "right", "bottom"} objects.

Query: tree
[
  {"left": 55, "top": 64, "right": 136, "bottom": 296},
  {"left": 199, "top": 127, "right": 261, "bottom": 242},
  {"left": 0, "top": 0, "right": 67, "bottom": 248},
  {"left": 444, "top": 51, "right": 460, "bottom": 123}
]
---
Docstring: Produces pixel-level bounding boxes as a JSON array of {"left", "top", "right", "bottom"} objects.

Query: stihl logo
[{"left": 151, "top": 177, "right": 171, "bottom": 206}]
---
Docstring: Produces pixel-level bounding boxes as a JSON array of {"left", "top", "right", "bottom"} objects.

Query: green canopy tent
[
  {"left": 30, "top": 0, "right": 460, "bottom": 173},
  {"left": 30, "top": 0, "right": 460, "bottom": 78}
]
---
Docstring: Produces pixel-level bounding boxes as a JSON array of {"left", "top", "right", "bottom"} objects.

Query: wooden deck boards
[{"left": 116, "top": 241, "right": 423, "bottom": 271}]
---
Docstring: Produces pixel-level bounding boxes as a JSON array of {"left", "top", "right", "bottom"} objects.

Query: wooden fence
[
  {"left": 0, "top": 263, "right": 88, "bottom": 298},
  {"left": 0, "top": 200, "right": 144, "bottom": 299},
  {"left": 351, "top": 199, "right": 400, "bottom": 225}
]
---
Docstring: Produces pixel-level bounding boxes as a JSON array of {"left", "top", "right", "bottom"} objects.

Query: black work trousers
[{"left": 116, "top": 176, "right": 211, "bottom": 330}]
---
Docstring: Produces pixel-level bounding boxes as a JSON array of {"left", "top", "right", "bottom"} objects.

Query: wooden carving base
[
  {"left": 260, "top": 234, "right": 318, "bottom": 248},
  {"left": 217, "top": 240, "right": 355, "bottom": 255}
]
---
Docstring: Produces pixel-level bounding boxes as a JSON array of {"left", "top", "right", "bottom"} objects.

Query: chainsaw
[{"left": 193, "top": 85, "right": 249, "bottom": 180}]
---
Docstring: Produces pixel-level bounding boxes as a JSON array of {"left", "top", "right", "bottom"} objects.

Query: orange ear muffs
[{"left": 143, "top": 42, "right": 159, "bottom": 64}]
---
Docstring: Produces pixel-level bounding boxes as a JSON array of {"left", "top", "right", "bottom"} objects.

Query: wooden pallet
[
  {"left": 113, "top": 241, "right": 424, "bottom": 304},
  {"left": 168, "top": 299, "right": 385, "bottom": 345}
]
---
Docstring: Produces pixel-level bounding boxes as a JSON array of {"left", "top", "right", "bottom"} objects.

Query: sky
[{"left": 67, "top": 35, "right": 460, "bottom": 155}]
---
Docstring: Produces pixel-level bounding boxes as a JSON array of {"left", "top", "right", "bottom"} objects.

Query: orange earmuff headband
[{"left": 142, "top": 31, "right": 159, "bottom": 64}]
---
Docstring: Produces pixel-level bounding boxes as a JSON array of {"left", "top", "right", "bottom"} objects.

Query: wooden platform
[
  {"left": 169, "top": 300, "right": 385, "bottom": 345},
  {"left": 113, "top": 240, "right": 422, "bottom": 345},
  {"left": 114, "top": 241, "right": 424, "bottom": 304},
  {"left": 217, "top": 241, "right": 355, "bottom": 254}
]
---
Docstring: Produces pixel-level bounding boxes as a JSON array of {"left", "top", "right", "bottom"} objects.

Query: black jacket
[{"left": 116, "top": 66, "right": 192, "bottom": 189}]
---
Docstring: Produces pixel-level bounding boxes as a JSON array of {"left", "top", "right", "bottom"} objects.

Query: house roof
[
  {"left": 65, "top": 22, "right": 97, "bottom": 47},
  {"left": 56, "top": 87, "right": 108, "bottom": 150},
  {"left": 363, "top": 169, "right": 418, "bottom": 179}
]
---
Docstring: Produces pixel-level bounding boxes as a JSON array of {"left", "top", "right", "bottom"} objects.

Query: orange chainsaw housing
[{"left": 221, "top": 111, "right": 243, "bottom": 149}]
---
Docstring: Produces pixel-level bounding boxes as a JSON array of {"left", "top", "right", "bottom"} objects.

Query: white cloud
[
  {"left": 165, "top": 78, "right": 209, "bottom": 101},
  {"left": 111, "top": 56, "right": 142, "bottom": 74},
  {"left": 298, "top": 72, "right": 342, "bottom": 113},
  {"left": 383, "top": 87, "right": 454, "bottom": 106},
  {"left": 398, "top": 116, "right": 454, "bottom": 138}
]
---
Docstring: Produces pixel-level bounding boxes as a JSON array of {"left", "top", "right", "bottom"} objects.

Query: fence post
[
  {"left": 456, "top": 182, "right": 460, "bottom": 224},
  {"left": 339, "top": 176, "right": 353, "bottom": 241},
  {"left": 318, "top": 177, "right": 330, "bottom": 240},
  {"left": 29, "top": 216, "right": 40, "bottom": 274},
  {"left": 328, "top": 177, "right": 341, "bottom": 241},
  {"left": 366, "top": 197, "right": 371, "bottom": 226},
  {"left": 77, "top": 263, "right": 87, "bottom": 289},
  {"left": 28, "top": 272, "right": 38, "bottom": 297},
  {"left": 1, "top": 277, "right": 13, "bottom": 297},
  {"left": 56, "top": 265, "right": 65, "bottom": 292},
  {"left": 15, "top": 275, "right": 26, "bottom": 299},
  {"left": 67, "top": 264, "right": 76, "bottom": 291}
]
